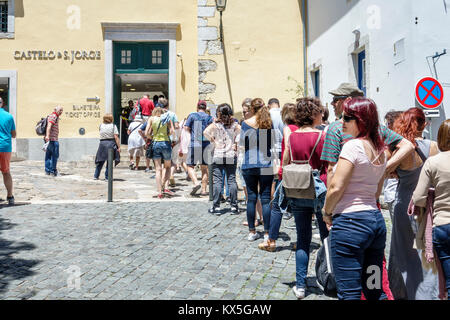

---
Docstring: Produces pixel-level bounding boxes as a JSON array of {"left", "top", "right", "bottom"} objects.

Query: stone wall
[{"left": 197, "top": 0, "right": 222, "bottom": 102}]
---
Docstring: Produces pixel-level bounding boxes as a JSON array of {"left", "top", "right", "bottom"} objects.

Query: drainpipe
[{"left": 302, "top": 0, "right": 308, "bottom": 97}]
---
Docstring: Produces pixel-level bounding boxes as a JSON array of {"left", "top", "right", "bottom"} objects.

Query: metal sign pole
[{"left": 108, "top": 148, "right": 114, "bottom": 202}]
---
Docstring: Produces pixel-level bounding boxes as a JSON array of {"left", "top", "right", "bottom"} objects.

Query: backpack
[
  {"left": 35, "top": 117, "right": 48, "bottom": 136},
  {"left": 282, "top": 131, "right": 323, "bottom": 199},
  {"left": 315, "top": 236, "right": 338, "bottom": 298}
]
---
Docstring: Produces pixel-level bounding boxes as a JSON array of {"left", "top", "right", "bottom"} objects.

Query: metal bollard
[
  {"left": 107, "top": 148, "right": 114, "bottom": 202},
  {"left": 208, "top": 163, "right": 213, "bottom": 201}
]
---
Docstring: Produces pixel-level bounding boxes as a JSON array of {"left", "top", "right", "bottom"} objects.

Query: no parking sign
[{"left": 415, "top": 77, "right": 444, "bottom": 109}]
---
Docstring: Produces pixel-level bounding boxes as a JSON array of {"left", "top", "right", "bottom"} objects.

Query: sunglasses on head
[{"left": 343, "top": 114, "right": 357, "bottom": 122}]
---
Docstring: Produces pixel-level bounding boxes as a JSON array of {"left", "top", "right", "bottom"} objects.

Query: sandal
[
  {"left": 242, "top": 220, "right": 258, "bottom": 227},
  {"left": 258, "top": 241, "right": 276, "bottom": 252}
]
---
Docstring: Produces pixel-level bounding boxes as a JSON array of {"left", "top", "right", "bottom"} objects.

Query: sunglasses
[
  {"left": 332, "top": 96, "right": 348, "bottom": 104},
  {"left": 343, "top": 115, "right": 357, "bottom": 122}
]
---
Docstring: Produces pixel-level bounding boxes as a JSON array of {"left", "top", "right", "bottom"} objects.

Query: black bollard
[
  {"left": 108, "top": 148, "right": 114, "bottom": 202},
  {"left": 208, "top": 163, "right": 213, "bottom": 201}
]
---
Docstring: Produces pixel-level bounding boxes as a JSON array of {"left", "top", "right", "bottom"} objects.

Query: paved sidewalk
[{"left": 0, "top": 160, "right": 393, "bottom": 300}]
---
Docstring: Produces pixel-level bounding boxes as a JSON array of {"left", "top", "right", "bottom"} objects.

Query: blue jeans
[
  {"left": 45, "top": 141, "right": 59, "bottom": 174},
  {"left": 94, "top": 161, "right": 108, "bottom": 180},
  {"left": 290, "top": 203, "right": 314, "bottom": 289},
  {"left": 433, "top": 223, "right": 450, "bottom": 300},
  {"left": 269, "top": 180, "right": 283, "bottom": 240},
  {"left": 242, "top": 168, "right": 273, "bottom": 232},
  {"left": 331, "top": 210, "right": 387, "bottom": 300}
]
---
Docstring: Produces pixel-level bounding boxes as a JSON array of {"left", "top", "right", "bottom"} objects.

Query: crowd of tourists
[{"left": 2, "top": 82, "right": 449, "bottom": 301}]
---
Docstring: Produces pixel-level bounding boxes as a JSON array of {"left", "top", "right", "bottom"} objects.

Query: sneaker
[
  {"left": 208, "top": 207, "right": 221, "bottom": 215},
  {"left": 129, "top": 162, "right": 135, "bottom": 169},
  {"left": 190, "top": 184, "right": 201, "bottom": 196},
  {"left": 230, "top": 206, "right": 239, "bottom": 215},
  {"left": 93, "top": 177, "right": 99, "bottom": 180},
  {"left": 292, "top": 286, "right": 305, "bottom": 299},
  {"left": 7, "top": 196, "right": 14, "bottom": 206},
  {"left": 283, "top": 211, "right": 293, "bottom": 220},
  {"left": 163, "top": 189, "right": 175, "bottom": 197},
  {"left": 52, "top": 171, "right": 59, "bottom": 177},
  {"left": 247, "top": 232, "right": 260, "bottom": 241},
  {"left": 157, "top": 194, "right": 164, "bottom": 199},
  {"left": 145, "top": 168, "right": 151, "bottom": 173}
]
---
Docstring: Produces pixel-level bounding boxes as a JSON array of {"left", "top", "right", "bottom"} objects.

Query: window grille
[
  {"left": 152, "top": 50, "right": 162, "bottom": 64},
  {"left": 0, "top": 1, "right": 8, "bottom": 33},
  {"left": 121, "top": 50, "right": 132, "bottom": 65}
]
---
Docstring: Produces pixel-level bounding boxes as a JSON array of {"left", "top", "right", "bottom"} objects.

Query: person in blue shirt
[
  {"left": 0, "top": 97, "right": 16, "bottom": 205},
  {"left": 182, "top": 100, "right": 213, "bottom": 196}
]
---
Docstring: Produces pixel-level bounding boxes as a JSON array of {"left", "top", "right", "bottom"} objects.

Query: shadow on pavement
[{"left": 0, "top": 215, "right": 40, "bottom": 295}]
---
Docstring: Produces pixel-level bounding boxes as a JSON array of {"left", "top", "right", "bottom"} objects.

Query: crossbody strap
[
  {"left": 288, "top": 131, "right": 323, "bottom": 164},
  {"left": 415, "top": 145, "right": 428, "bottom": 163}
]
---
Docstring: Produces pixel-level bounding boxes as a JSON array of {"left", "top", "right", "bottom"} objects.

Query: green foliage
[{"left": 285, "top": 76, "right": 305, "bottom": 100}]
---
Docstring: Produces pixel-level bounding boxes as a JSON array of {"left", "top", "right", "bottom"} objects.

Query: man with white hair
[
  {"left": 0, "top": 97, "right": 16, "bottom": 205},
  {"left": 45, "top": 106, "right": 63, "bottom": 176}
]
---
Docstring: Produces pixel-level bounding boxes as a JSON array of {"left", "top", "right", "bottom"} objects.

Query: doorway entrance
[
  {"left": 113, "top": 42, "right": 169, "bottom": 144},
  {"left": 0, "top": 77, "right": 9, "bottom": 112}
]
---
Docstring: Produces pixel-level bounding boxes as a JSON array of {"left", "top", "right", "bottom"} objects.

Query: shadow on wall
[
  {"left": 15, "top": 0, "right": 25, "bottom": 18},
  {"left": 0, "top": 212, "right": 40, "bottom": 296},
  {"left": 306, "top": 0, "right": 361, "bottom": 45}
]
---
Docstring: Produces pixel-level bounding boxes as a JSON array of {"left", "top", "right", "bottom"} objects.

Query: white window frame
[{"left": 0, "top": 0, "right": 14, "bottom": 39}]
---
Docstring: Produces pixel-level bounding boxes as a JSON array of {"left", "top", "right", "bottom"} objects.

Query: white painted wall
[{"left": 307, "top": 0, "right": 450, "bottom": 139}]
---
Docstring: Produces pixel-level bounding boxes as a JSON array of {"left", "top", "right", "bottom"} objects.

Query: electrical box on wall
[{"left": 394, "top": 38, "right": 406, "bottom": 65}]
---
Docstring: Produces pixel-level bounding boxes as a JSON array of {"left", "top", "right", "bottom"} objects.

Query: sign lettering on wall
[
  {"left": 65, "top": 105, "right": 101, "bottom": 119},
  {"left": 14, "top": 50, "right": 101, "bottom": 64}
]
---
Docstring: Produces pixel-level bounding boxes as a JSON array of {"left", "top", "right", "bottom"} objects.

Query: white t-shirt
[
  {"left": 99, "top": 123, "right": 119, "bottom": 140},
  {"left": 333, "top": 139, "right": 386, "bottom": 215}
]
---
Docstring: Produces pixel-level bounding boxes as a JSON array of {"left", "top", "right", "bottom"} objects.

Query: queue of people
[{"left": 36, "top": 86, "right": 449, "bottom": 301}]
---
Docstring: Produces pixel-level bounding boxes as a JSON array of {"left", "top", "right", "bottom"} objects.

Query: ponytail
[{"left": 251, "top": 98, "right": 272, "bottom": 129}]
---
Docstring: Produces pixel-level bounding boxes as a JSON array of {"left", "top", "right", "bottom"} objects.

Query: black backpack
[
  {"left": 315, "top": 236, "right": 338, "bottom": 298},
  {"left": 35, "top": 117, "right": 48, "bottom": 136}
]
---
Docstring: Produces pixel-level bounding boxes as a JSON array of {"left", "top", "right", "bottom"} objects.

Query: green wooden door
[{"left": 114, "top": 42, "right": 169, "bottom": 74}]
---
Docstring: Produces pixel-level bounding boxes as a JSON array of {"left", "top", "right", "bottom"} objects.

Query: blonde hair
[
  {"left": 152, "top": 107, "right": 164, "bottom": 117},
  {"left": 103, "top": 113, "right": 114, "bottom": 124}
]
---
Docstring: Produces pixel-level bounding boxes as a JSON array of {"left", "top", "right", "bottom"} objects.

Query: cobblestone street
[{"left": 0, "top": 160, "right": 392, "bottom": 300}]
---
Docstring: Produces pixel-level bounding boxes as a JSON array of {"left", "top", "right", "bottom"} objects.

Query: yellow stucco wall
[
  {"left": 1, "top": 0, "right": 305, "bottom": 141},
  {"left": 201, "top": 0, "right": 305, "bottom": 113},
  {"left": 0, "top": 0, "right": 198, "bottom": 139}
]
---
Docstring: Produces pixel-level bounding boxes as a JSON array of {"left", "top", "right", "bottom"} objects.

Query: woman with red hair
[
  {"left": 323, "top": 97, "right": 388, "bottom": 300},
  {"left": 388, "top": 107, "right": 440, "bottom": 300}
]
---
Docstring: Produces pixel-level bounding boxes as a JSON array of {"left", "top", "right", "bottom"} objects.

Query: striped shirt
[
  {"left": 320, "top": 120, "right": 403, "bottom": 163},
  {"left": 47, "top": 112, "right": 59, "bottom": 141}
]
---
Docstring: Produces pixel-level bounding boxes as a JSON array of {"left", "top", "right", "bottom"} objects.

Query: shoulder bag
[{"left": 282, "top": 131, "right": 323, "bottom": 199}]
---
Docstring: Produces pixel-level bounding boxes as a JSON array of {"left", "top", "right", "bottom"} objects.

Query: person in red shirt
[{"left": 136, "top": 95, "right": 155, "bottom": 121}]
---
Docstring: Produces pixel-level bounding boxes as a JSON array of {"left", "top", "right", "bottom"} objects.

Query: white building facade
[{"left": 306, "top": 0, "right": 450, "bottom": 139}]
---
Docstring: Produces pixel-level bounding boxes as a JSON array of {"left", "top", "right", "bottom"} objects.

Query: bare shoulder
[{"left": 429, "top": 140, "right": 439, "bottom": 156}]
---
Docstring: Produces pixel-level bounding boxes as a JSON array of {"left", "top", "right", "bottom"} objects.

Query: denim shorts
[{"left": 152, "top": 141, "right": 172, "bottom": 161}]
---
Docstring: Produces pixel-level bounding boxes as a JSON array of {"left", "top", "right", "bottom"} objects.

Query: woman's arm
[
  {"left": 169, "top": 120, "right": 174, "bottom": 137},
  {"left": 145, "top": 119, "right": 153, "bottom": 138},
  {"left": 203, "top": 123, "right": 216, "bottom": 143},
  {"left": 412, "top": 160, "right": 432, "bottom": 208},
  {"left": 114, "top": 133, "right": 121, "bottom": 153},
  {"left": 282, "top": 127, "right": 293, "bottom": 167},
  {"left": 323, "top": 158, "right": 354, "bottom": 215}
]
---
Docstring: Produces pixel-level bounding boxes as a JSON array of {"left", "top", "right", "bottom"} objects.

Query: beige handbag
[{"left": 282, "top": 131, "right": 323, "bottom": 199}]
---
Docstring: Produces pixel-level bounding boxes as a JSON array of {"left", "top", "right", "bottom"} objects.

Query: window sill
[{"left": 0, "top": 33, "right": 15, "bottom": 39}]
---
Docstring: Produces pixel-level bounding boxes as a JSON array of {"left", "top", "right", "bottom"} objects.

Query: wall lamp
[{"left": 216, "top": 0, "right": 227, "bottom": 43}]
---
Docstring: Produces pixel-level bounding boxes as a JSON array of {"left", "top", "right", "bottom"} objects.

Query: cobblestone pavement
[
  {"left": 9, "top": 159, "right": 212, "bottom": 203},
  {"left": 0, "top": 200, "right": 392, "bottom": 300}
]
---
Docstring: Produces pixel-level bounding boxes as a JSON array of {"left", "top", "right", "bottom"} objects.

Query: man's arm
[
  {"left": 45, "top": 122, "right": 53, "bottom": 142},
  {"left": 11, "top": 130, "right": 16, "bottom": 139},
  {"left": 326, "top": 162, "right": 337, "bottom": 187}
]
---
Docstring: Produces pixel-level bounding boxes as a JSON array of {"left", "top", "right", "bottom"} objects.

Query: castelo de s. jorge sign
[{"left": 14, "top": 50, "right": 101, "bottom": 64}]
